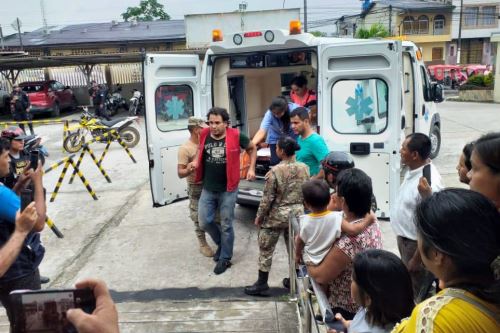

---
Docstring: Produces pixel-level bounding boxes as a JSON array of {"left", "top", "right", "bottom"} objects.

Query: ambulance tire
[{"left": 429, "top": 125, "right": 441, "bottom": 159}]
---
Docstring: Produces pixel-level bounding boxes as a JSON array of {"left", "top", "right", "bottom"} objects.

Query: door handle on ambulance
[{"left": 350, "top": 142, "right": 370, "bottom": 156}]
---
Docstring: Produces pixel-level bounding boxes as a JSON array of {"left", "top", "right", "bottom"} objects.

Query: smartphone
[
  {"left": 10, "top": 288, "right": 96, "bottom": 333},
  {"left": 20, "top": 189, "right": 33, "bottom": 212},
  {"left": 423, "top": 164, "right": 432, "bottom": 186},
  {"left": 30, "top": 150, "right": 39, "bottom": 170}
]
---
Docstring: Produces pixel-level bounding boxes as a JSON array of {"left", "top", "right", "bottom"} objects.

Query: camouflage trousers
[
  {"left": 187, "top": 183, "right": 206, "bottom": 240},
  {"left": 258, "top": 226, "right": 290, "bottom": 272}
]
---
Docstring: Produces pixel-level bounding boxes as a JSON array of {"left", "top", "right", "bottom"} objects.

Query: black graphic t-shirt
[{"left": 202, "top": 133, "right": 250, "bottom": 192}]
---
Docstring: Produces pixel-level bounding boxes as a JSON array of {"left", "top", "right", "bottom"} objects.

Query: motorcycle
[
  {"left": 108, "top": 84, "right": 129, "bottom": 116},
  {"left": 24, "top": 134, "right": 49, "bottom": 165},
  {"left": 129, "top": 89, "right": 144, "bottom": 116},
  {"left": 63, "top": 108, "right": 140, "bottom": 153}
]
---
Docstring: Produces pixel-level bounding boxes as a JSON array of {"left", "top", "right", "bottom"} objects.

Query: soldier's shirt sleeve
[
  {"left": 177, "top": 145, "right": 189, "bottom": 166},
  {"left": 256, "top": 170, "right": 277, "bottom": 218}
]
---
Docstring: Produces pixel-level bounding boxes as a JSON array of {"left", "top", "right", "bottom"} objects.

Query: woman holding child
[
  {"left": 307, "top": 168, "right": 382, "bottom": 320},
  {"left": 244, "top": 136, "right": 309, "bottom": 296}
]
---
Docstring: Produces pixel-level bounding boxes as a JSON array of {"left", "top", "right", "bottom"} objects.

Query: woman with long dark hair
[
  {"left": 251, "top": 96, "right": 300, "bottom": 165},
  {"left": 468, "top": 132, "right": 500, "bottom": 209},
  {"left": 332, "top": 249, "right": 414, "bottom": 333},
  {"left": 393, "top": 188, "right": 500, "bottom": 332}
]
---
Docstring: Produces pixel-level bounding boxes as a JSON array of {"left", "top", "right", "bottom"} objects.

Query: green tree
[
  {"left": 310, "top": 31, "right": 327, "bottom": 37},
  {"left": 121, "top": 0, "right": 170, "bottom": 22},
  {"left": 356, "top": 23, "right": 389, "bottom": 39}
]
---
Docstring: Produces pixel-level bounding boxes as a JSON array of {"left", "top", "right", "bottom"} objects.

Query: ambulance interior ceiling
[{"left": 212, "top": 52, "right": 317, "bottom": 137}]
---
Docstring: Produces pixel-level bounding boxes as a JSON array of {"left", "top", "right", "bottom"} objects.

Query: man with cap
[
  {"left": 177, "top": 117, "right": 215, "bottom": 257},
  {"left": 10, "top": 85, "right": 34, "bottom": 135}
]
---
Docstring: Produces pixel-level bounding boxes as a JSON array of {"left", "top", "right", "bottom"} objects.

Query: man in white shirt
[{"left": 391, "top": 133, "right": 444, "bottom": 301}]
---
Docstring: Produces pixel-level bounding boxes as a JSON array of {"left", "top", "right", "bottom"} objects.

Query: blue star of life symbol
[
  {"left": 345, "top": 84, "right": 373, "bottom": 123},
  {"left": 164, "top": 96, "right": 185, "bottom": 120}
]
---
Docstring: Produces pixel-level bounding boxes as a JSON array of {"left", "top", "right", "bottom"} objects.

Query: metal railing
[{"left": 288, "top": 215, "right": 336, "bottom": 333}]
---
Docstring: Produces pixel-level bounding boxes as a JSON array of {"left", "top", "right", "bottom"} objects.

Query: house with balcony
[
  {"left": 450, "top": 0, "right": 500, "bottom": 65},
  {"left": 357, "top": 0, "right": 455, "bottom": 64}
]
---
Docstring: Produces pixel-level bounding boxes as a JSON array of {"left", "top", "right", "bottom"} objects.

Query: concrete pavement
[{"left": 0, "top": 101, "right": 497, "bottom": 332}]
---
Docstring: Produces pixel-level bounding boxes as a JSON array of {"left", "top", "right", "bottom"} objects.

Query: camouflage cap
[{"left": 188, "top": 116, "right": 208, "bottom": 128}]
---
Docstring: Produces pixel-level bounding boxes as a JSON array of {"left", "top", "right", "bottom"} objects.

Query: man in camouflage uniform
[
  {"left": 244, "top": 137, "right": 309, "bottom": 296},
  {"left": 177, "top": 117, "right": 214, "bottom": 257}
]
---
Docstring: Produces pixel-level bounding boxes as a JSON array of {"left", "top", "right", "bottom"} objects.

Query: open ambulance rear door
[
  {"left": 144, "top": 54, "right": 203, "bottom": 206},
  {"left": 319, "top": 40, "right": 402, "bottom": 218}
]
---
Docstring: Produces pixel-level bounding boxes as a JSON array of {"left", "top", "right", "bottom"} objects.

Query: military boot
[
  {"left": 244, "top": 270, "right": 270, "bottom": 296},
  {"left": 198, "top": 234, "right": 215, "bottom": 257}
]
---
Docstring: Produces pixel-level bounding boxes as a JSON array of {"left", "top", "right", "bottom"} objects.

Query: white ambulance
[{"left": 144, "top": 21, "right": 443, "bottom": 218}]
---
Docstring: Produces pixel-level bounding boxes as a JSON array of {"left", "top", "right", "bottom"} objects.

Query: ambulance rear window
[
  {"left": 331, "top": 79, "right": 388, "bottom": 134},
  {"left": 154, "top": 85, "right": 194, "bottom": 132}
]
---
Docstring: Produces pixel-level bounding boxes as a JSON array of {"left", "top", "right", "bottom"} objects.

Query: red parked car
[{"left": 19, "top": 80, "right": 77, "bottom": 117}]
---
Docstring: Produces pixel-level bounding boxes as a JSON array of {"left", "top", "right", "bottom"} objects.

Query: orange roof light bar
[
  {"left": 290, "top": 20, "right": 302, "bottom": 35},
  {"left": 212, "top": 29, "right": 223, "bottom": 42}
]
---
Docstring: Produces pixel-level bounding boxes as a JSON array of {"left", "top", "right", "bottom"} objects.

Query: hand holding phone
[
  {"left": 30, "top": 150, "right": 39, "bottom": 170},
  {"left": 20, "top": 189, "right": 33, "bottom": 212},
  {"left": 10, "top": 288, "right": 96, "bottom": 333},
  {"left": 423, "top": 164, "right": 432, "bottom": 186}
]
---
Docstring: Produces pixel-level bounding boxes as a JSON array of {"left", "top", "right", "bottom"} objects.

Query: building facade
[{"left": 450, "top": 0, "right": 500, "bottom": 65}]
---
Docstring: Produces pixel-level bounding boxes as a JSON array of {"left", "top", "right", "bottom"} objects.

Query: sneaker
[
  {"left": 40, "top": 276, "right": 50, "bottom": 284},
  {"left": 214, "top": 259, "right": 232, "bottom": 275}
]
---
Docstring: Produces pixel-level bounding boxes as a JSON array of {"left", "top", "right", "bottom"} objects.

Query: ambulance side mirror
[{"left": 430, "top": 83, "right": 444, "bottom": 103}]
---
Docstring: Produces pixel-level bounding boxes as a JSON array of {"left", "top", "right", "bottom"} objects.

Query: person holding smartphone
[
  {"left": 0, "top": 138, "right": 46, "bottom": 324},
  {"left": 391, "top": 133, "right": 443, "bottom": 302}
]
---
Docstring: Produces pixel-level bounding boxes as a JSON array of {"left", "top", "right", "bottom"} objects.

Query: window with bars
[
  {"left": 464, "top": 7, "right": 479, "bottom": 26},
  {"left": 418, "top": 15, "right": 429, "bottom": 34},
  {"left": 482, "top": 6, "right": 496, "bottom": 25},
  {"left": 434, "top": 15, "right": 445, "bottom": 34},
  {"left": 403, "top": 16, "right": 414, "bottom": 35}
]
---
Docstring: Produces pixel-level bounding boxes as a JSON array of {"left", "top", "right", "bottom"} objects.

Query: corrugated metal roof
[{"left": 3, "top": 20, "right": 185, "bottom": 47}]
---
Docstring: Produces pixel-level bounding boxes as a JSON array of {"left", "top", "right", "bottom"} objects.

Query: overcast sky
[{"left": 0, "top": 0, "right": 362, "bottom": 36}]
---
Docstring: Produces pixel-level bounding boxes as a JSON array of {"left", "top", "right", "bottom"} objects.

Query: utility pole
[
  {"left": 239, "top": 1, "right": 247, "bottom": 31},
  {"left": 16, "top": 18, "right": 23, "bottom": 50},
  {"left": 457, "top": 0, "right": 463, "bottom": 64},
  {"left": 40, "top": 0, "right": 49, "bottom": 34},
  {"left": 0, "top": 25, "right": 4, "bottom": 50},
  {"left": 304, "top": 0, "right": 308, "bottom": 32},
  {"left": 388, "top": 5, "right": 392, "bottom": 36}
]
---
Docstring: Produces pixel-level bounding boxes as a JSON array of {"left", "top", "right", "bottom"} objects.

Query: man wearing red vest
[{"left": 195, "top": 107, "right": 257, "bottom": 274}]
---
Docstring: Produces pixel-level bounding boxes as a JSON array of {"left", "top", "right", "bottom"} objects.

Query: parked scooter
[
  {"left": 129, "top": 89, "right": 144, "bottom": 116},
  {"left": 109, "top": 84, "right": 129, "bottom": 115}
]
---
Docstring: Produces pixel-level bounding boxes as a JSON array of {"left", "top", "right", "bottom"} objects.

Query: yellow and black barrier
[
  {"left": 0, "top": 118, "right": 80, "bottom": 129},
  {"left": 43, "top": 154, "right": 98, "bottom": 202},
  {"left": 67, "top": 131, "right": 119, "bottom": 185},
  {"left": 110, "top": 130, "right": 137, "bottom": 164},
  {"left": 67, "top": 130, "right": 136, "bottom": 184},
  {"left": 46, "top": 217, "right": 64, "bottom": 238}
]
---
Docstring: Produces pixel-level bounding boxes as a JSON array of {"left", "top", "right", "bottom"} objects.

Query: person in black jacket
[
  {"left": 88, "top": 82, "right": 110, "bottom": 120},
  {"left": 10, "top": 85, "right": 34, "bottom": 135}
]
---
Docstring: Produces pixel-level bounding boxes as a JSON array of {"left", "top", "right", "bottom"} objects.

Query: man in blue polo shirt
[{"left": 0, "top": 138, "right": 46, "bottom": 324}]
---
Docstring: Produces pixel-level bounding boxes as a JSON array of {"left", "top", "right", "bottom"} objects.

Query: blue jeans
[{"left": 198, "top": 189, "right": 238, "bottom": 261}]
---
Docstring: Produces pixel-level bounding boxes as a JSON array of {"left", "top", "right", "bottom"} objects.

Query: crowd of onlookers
[{"left": 0, "top": 72, "right": 498, "bottom": 332}]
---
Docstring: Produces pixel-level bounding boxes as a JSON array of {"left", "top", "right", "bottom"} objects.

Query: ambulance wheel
[{"left": 429, "top": 125, "right": 441, "bottom": 159}]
